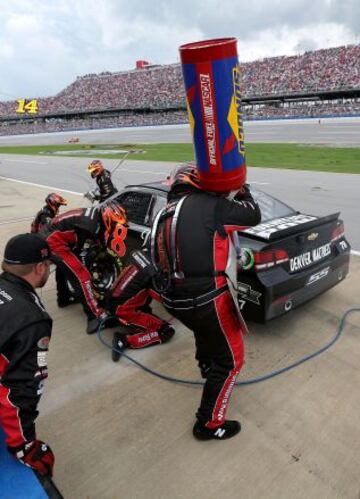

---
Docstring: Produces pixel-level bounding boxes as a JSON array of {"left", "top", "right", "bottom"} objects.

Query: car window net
[{"left": 120, "top": 192, "right": 152, "bottom": 225}]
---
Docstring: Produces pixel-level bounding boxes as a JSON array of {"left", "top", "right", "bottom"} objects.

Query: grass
[{"left": 0, "top": 142, "right": 359, "bottom": 174}]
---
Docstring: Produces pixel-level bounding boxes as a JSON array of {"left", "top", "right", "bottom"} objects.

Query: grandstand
[{"left": 1, "top": 44, "right": 359, "bottom": 136}]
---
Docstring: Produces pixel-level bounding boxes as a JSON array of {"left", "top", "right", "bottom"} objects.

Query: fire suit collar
[{"left": 0, "top": 271, "right": 36, "bottom": 293}]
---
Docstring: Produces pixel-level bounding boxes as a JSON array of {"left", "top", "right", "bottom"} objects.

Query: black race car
[{"left": 110, "top": 182, "right": 351, "bottom": 323}]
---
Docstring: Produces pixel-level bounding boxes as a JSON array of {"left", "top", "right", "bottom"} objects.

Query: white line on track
[
  {"left": 0, "top": 217, "right": 33, "bottom": 225},
  {"left": 0, "top": 175, "right": 82, "bottom": 195},
  {"left": 1, "top": 158, "right": 47, "bottom": 164}
]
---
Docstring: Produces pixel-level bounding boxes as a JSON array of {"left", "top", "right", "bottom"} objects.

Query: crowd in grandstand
[
  {"left": 1, "top": 100, "right": 360, "bottom": 136},
  {"left": 243, "top": 44, "right": 360, "bottom": 97},
  {"left": 0, "top": 111, "right": 187, "bottom": 135},
  {"left": 0, "top": 44, "right": 359, "bottom": 135}
]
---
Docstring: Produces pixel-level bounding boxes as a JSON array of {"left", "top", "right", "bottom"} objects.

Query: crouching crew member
[
  {"left": 30, "top": 193, "right": 76, "bottom": 308},
  {"left": 87, "top": 160, "right": 118, "bottom": 202},
  {"left": 152, "top": 165, "right": 261, "bottom": 441},
  {"left": 0, "top": 234, "right": 54, "bottom": 476},
  {"left": 105, "top": 249, "right": 175, "bottom": 353},
  {"left": 40, "top": 202, "right": 127, "bottom": 334},
  {"left": 30, "top": 193, "right": 68, "bottom": 233}
]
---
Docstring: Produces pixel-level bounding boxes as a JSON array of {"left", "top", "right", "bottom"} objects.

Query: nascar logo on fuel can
[{"left": 179, "top": 37, "right": 246, "bottom": 192}]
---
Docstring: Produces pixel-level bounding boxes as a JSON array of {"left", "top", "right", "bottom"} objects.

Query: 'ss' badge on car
[{"left": 307, "top": 232, "right": 319, "bottom": 241}]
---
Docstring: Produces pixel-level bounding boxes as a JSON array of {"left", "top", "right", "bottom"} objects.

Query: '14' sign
[{"left": 15, "top": 99, "right": 38, "bottom": 114}]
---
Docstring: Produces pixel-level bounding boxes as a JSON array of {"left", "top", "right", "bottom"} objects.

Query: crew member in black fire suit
[
  {"left": 40, "top": 202, "right": 127, "bottom": 334},
  {"left": 30, "top": 193, "right": 68, "bottom": 233},
  {"left": 0, "top": 234, "right": 54, "bottom": 476},
  {"left": 30, "top": 192, "right": 76, "bottom": 308},
  {"left": 105, "top": 249, "right": 175, "bottom": 352},
  {"left": 87, "top": 160, "right": 118, "bottom": 202},
  {"left": 152, "top": 164, "right": 261, "bottom": 441}
]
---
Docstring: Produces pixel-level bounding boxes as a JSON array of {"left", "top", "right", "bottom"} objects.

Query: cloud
[
  {"left": 0, "top": 0, "right": 359, "bottom": 99},
  {"left": 238, "top": 22, "right": 359, "bottom": 61}
]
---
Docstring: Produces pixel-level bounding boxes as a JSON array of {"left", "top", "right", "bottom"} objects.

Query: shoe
[
  {"left": 86, "top": 313, "right": 115, "bottom": 335},
  {"left": 112, "top": 331, "right": 128, "bottom": 362},
  {"left": 57, "top": 296, "right": 78, "bottom": 308},
  {"left": 192, "top": 420, "right": 241, "bottom": 441},
  {"left": 158, "top": 323, "right": 175, "bottom": 343},
  {"left": 86, "top": 317, "right": 104, "bottom": 335}
]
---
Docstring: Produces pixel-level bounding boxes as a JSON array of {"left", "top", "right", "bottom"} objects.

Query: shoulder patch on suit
[{"left": 37, "top": 336, "right": 50, "bottom": 350}]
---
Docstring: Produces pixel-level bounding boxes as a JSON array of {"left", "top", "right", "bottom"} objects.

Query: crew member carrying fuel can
[{"left": 152, "top": 164, "right": 261, "bottom": 440}]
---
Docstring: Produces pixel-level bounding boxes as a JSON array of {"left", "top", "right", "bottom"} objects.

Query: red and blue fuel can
[{"left": 179, "top": 38, "right": 247, "bottom": 192}]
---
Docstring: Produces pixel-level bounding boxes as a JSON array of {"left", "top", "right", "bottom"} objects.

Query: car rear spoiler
[{"left": 242, "top": 212, "right": 340, "bottom": 241}]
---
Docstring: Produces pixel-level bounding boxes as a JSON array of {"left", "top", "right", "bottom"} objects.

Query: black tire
[{"left": 112, "top": 331, "right": 123, "bottom": 362}]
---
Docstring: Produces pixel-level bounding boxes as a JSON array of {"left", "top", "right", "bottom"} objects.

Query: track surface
[{"left": 0, "top": 117, "right": 360, "bottom": 146}]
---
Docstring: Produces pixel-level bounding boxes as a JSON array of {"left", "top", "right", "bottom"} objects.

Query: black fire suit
[
  {"left": 94, "top": 169, "right": 118, "bottom": 202},
  {"left": 0, "top": 272, "right": 52, "bottom": 448},
  {"left": 105, "top": 250, "right": 174, "bottom": 348},
  {"left": 31, "top": 206, "right": 54, "bottom": 234},
  {"left": 154, "top": 186, "right": 261, "bottom": 428},
  {"left": 40, "top": 207, "right": 106, "bottom": 319},
  {"left": 31, "top": 206, "right": 73, "bottom": 306}
]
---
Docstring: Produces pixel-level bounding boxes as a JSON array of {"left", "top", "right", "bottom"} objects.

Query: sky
[{"left": 0, "top": 0, "right": 359, "bottom": 100}]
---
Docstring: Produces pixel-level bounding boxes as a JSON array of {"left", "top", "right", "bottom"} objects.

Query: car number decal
[{"left": 244, "top": 214, "right": 317, "bottom": 239}]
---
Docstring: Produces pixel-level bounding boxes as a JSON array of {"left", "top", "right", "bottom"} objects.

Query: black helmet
[
  {"left": 45, "top": 193, "right": 67, "bottom": 213},
  {"left": 167, "top": 163, "right": 202, "bottom": 199}
]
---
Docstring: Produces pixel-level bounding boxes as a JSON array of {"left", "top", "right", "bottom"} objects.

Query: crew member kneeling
[
  {"left": 0, "top": 234, "right": 54, "bottom": 476},
  {"left": 106, "top": 249, "right": 175, "bottom": 352}
]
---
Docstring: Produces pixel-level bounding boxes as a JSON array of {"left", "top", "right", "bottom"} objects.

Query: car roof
[
  {"left": 125, "top": 181, "right": 170, "bottom": 194},
  {"left": 124, "top": 181, "right": 264, "bottom": 196}
]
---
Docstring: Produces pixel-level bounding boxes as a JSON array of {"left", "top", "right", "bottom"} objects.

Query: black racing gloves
[{"left": 9, "top": 439, "right": 55, "bottom": 476}]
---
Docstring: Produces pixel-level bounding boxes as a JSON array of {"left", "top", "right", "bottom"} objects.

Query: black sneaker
[
  {"left": 86, "top": 317, "right": 103, "bottom": 335},
  {"left": 112, "top": 331, "right": 128, "bottom": 362},
  {"left": 57, "top": 296, "right": 78, "bottom": 308},
  {"left": 86, "top": 314, "right": 114, "bottom": 334},
  {"left": 158, "top": 323, "right": 176, "bottom": 343},
  {"left": 192, "top": 420, "right": 241, "bottom": 441}
]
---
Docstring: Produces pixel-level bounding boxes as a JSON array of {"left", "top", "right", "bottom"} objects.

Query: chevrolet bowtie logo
[{"left": 308, "top": 232, "right": 319, "bottom": 241}]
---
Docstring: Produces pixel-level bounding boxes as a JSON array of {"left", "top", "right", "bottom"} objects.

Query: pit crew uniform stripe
[
  {"left": 46, "top": 230, "right": 103, "bottom": 317},
  {"left": 0, "top": 354, "right": 26, "bottom": 447}
]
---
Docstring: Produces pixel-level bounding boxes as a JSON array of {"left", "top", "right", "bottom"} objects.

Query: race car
[{"left": 109, "top": 182, "right": 351, "bottom": 323}]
